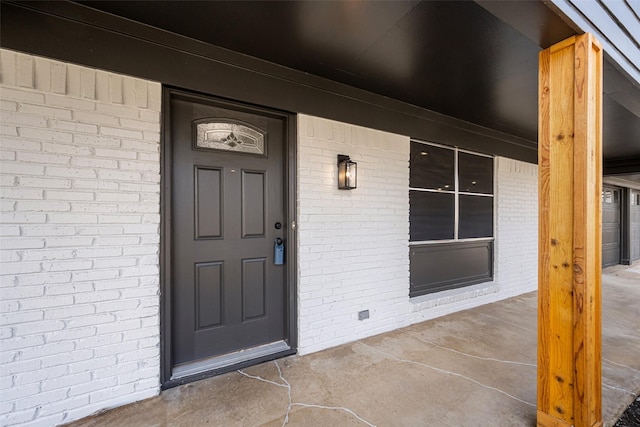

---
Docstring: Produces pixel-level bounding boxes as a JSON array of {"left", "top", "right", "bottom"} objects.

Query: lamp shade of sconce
[{"left": 337, "top": 154, "right": 357, "bottom": 190}]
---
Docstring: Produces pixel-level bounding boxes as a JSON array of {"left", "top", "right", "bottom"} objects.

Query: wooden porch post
[{"left": 537, "top": 33, "right": 603, "bottom": 427}]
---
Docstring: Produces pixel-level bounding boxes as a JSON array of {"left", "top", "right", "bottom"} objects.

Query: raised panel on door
[
  {"left": 195, "top": 261, "right": 223, "bottom": 329},
  {"left": 195, "top": 167, "right": 223, "bottom": 239},
  {"left": 242, "top": 258, "right": 266, "bottom": 320},
  {"left": 242, "top": 170, "right": 266, "bottom": 238}
]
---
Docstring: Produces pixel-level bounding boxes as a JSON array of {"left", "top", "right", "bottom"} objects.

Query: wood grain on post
[{"left": 537, "top": 33, "right": 603, "bottom": 427}]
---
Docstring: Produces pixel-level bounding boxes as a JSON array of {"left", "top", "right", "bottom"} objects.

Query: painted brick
[
  {"left": 1, "top": 285, "right": 44, "bottom": 300},
  {"left": 1, "top": 49, "right": 161, "bottom": 426},
  {"left": 93, "top": 258, "right": 137, "bottom": 269},
  {"left": 120, "top": 139, "right": 159, "bottom": 152},
  {"left": 45, "top": 166, "right": 97, "bottom": 179},
  {"left": 41, "top": 141, "right": 93, "bottom": 156},
  {"left": 296, "top": 115, "right": 410, "bottom": 355},
  {"left": 0, "top": 238, "right": 45, "bottom": 250},
  {"left": 47, "top": 213, "right": 98, "bottom": 223},
  {"left": 119, "top": 118, "right": 159, "bottom": 132},
  {"left": 16, "top": 200, "right": 70, "bottom": 212},
  {"left": 49, "top": 119, "right": 98, "bottom": 134},
  {"left": 18, "top": 103, "right": 72, "bottom": 119},
  {"left": 71, "top": 203, "right": 117, "bottom": 213},
  {"left": 44, "top": 283, "right": 94, "bottom": 296},
  {"left": 1, "top": 123, "right": 19, "bottom": 136},
  {"left": 45, "top": 93, "right": 96, "bottom": 111},
  {"left": 69, "top": 355, "right": 117, "bottom": 374},
  {"left": 22, "top": 226, "right": 76, "bottom": 236},
  {"left": 16, "top": 272, "right": 71, "bottom": 287},
  {"left": 0, "top": 188, "right": 43, "bottom": 199},
  {"left": 99, "top": 126, "right": 143, "bottom": 139},
  {"left": 296, "top": 115, "right": 539, "bottom": 356},
  {"left": 0, "top": 199, "right": 17, "bottom": 212},
  {"left": 0, "top": 311, "right": 44, "bottom": 325},
  {"left": 73, "top": 133, "right": 120, "bottom": 147},
  {"left": 1, "top": 100, "right": 19, "bottom": 111},
  {"left": 0, "top": 150, "right": 17, "bottom": 160},
  {"left": 0, "top": 112, "right": 48, "bottom": 127},
  {"left": 97, "top": 169, "right": 142, "bottom": 182},
  {"left": 41, "top": 372, "right": 92, "bottom": 392},
  {"left": 38, "top": 396, "right": 90, "bottom": 418},
  {"left": 93, "top": 147, "right": 137, "bottom": 159},
  {"left": 69, "top": 377, "right": 118, "bottom": 397},
  {"left": 40, "top": 349, "right": 94, "bottom": 369},
  {"left": 1, "top": 408, "right": 37, "bottom": 426},
  {"left": 18, "top": 176, "right": 72, "bottom": 189},
  {"left": 72, "top": 157, "right": 119, "bottom": 169},
  {"left": 98, "top": 214, "right": 143, "bottom": 224},
  {"left": 14, "top": 388, "right": 70, "bottom": 411},
  {"left": 73, "top": 110, "right": 119, "bottom": 126},
  {"left": 89, "top": 383, "right": 135, "bottom": 405},
  {"left": 16, "top": 150, "right": 71, "bottom": 164}
]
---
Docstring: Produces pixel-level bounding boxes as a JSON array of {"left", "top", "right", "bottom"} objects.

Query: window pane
[
  {"left": 458, "top": 152, "right": 493, "bottom": 194},
  {"left": 410, "top": 191, "right": 455, "bottom": 241},
  {"left": 410, "top": 142, "right": 454, "bottom": 191},
  {"left": 459, "top": 195, "right": 493, "bottom": 239}
]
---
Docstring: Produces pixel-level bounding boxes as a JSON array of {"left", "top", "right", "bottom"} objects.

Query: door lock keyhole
[{"left": 275, "top": 222, "right": 282, "bottom": 230}]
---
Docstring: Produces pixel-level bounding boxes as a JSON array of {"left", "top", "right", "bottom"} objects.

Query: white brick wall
[
  {"left": 297, "top": 115, "right": 411, "bottom": 354},
  {"left": 297, "top": 115, "right": 539, "bottom": 353},
  {"left": 0, "top": 49, "right": 161, "bottom": 426},
  {"left": 0, "top": 49, "right": 539, "bottom": 425},
  {"left": 494, "top": 157, "right": 539, "bottom": 296}
]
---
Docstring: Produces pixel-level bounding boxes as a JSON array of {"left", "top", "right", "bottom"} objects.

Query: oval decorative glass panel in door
[{"left": 195, "top": 120, "right": 266, "bottom": 155}]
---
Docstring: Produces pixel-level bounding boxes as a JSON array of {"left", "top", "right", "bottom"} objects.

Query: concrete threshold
[{"left": 67, "top": 263, "right": 640, "bottom": 427}]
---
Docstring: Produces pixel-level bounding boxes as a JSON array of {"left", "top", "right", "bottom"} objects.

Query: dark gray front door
[
  {"left": 602, "top": 186, "right": 621, "bottom": 267},
  {"left": 169, "top": 92, "right": 288, "bottom": 376}
]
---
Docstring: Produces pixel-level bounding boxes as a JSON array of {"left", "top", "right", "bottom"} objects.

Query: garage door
[
  {"left": 631, "top": 190, "right": 640, "bottom": 263},
  {"left": 602, "top": 187, "right": 621, "bottom": 267}
]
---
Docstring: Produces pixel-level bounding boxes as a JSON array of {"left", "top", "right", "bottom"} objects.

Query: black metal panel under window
[
  {"left": 459, "top": 195, "right": 493, "bottom": 239},
  {"left": 409, "top": 140, "right": 495, "bottom": 297},
  {"left": 410, "top": 241, "right": 494, "bottom": 297},
  {"left": 410, "top": 191, "right": 455, "bottom": 241}
]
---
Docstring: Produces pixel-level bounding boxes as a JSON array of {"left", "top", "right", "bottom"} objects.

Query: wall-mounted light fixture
[{"left": 337, "top": 154, "right": 357, "bottom": 190}]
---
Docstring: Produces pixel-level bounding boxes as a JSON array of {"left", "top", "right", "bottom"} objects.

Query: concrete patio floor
[{"left": 68, "top": 263, "right": 640, "bottom": 427}]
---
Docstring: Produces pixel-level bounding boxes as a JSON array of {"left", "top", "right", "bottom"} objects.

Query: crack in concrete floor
[
  {"left": 604, "top": 357, "right": 640, "bottom": 374},
  {"left": 406, "top": 331, "right": 537, "bottom": 367},
  {"left": 603, "top": 358, "right": 640, "bottom": 397},
  {"left": 603, "top": 382, "right": 637, "bottom": 396},
  {"left": 238, "top": 360, "right": 377, "bottom": 427},
  {"left": 357, "top": 340, "right": 537, "bottom": 408},
  {"left": 402, "top": 333, "right": 640, "bottom": 400}
]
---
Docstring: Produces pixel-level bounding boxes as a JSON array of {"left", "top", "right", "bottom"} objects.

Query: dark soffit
[
  {"left": 74, "top": 0, "right": 640, "bottom": 164},
  {"left": 76, "top": 0, "right": 540, "bottom": 142},
  {"left": 3, "top": 0, "right": 639, "bottom": 178}
]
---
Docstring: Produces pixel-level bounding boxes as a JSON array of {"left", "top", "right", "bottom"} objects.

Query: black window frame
[{"left": 409, "top": 140, "right": 495, "bottom": 297}]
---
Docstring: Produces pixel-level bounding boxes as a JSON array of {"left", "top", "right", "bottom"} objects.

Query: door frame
[{"left": 160, "top": 87, "right": 297, "bottom": 389}]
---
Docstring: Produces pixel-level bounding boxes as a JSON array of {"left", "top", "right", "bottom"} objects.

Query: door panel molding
[
  {"left": 194, "top": 166, "right": 223, "bottom": 240},
  {"left": 195, "top": 261, "right": 224, "bottom": 330},
  {"left": 160, "top": 87, "right": 297, "bottom": 389}
]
